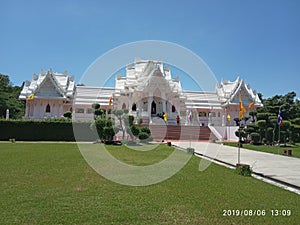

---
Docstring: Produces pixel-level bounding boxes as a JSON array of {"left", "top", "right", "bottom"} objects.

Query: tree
[
  {"left": 249, "top": 91, "right": 300, "bottom": 146},
  {"left": 257, "top": 120, "right": 267, "bottom": 142},
  {"left": 92, "top": 103, "right": 101, "bottom": 119},
  {"left": 140, "top": 126, "right": 151, "bottom": 135},
  {"left": 233, "top": 118, "right": 240, "bottom": 126},
  {"left": 63, "top": 111, "right": 72, "bottom": 119},
  {"left": 250, "top": 133, "right": 260, "bottom": 145},
  {"left": 91, "top": 117, "right": 119, "bottom": 142},
  {"left": 128, "top": 125, "right": 140, "bottom": 141},
  {"left": 258, "top": 92, "right": 300, "bottom": 120},
  {"left": 94, "top": 109, "right": 104, "bottom": 118},
  {"left": 92, "top": 117, "right": 107, "bottom": 141},
  {"left": 112, "top": 109, "right": 128, "bottom": 140},
  {"left": 249, "top": 111, "right": 257, "bottom": 123},
  {"left": 0, "top": 74, "right": 25, "bottom": 119}
]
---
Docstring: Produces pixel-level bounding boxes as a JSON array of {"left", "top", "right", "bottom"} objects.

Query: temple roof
[
  {"left": 19, "top": 69, "right": 75, "bottom": 100},
  {"left": 73, "top": 86, "right": 115, "bottom": 106},
  {"left": 19, "top": 60, "right": 263, "bottom": 110},
  {"left": 215, "top": 77, "right": 263, "bottom": 107},
  {"left": 116, "top": 59, "right": 182, "bottom": 95}
]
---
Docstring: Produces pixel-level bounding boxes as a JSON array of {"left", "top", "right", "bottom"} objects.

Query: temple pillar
[
  {"left": 161, "top": 93, "right": 166, "bottom": 113},
  {"left": 175, "top": 101, "right": 180, "bottom": 116},
  {"left": 147, "top": 96, "right": 153, "bottom": 124},
  {"left": 25, "top": 102, "right": 29, "bottom": 118},
  {"left": 128, "top": 93, "right": 132, "bottom": 114}
]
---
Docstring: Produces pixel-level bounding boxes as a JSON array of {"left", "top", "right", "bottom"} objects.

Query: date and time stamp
[{"left": 222, "top": 209, "right": 292, "bottom": 217}]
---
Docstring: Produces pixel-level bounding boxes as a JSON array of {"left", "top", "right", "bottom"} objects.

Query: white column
[
  {"left": 148, "top": 96, "right": 153, "bottom": 124},
  {"left": 162, "top": 99, "right": 166, "bottom": 113},
  {"left": 25, "top": 102, "right": 29, "bottom": 118},
  {"left": 58, "top": 102, "right": 62, "bottom": 117},
  {"left": 161, "top": 93, "right": 166, "bottom": 113},
  {"left": 128, "top": 93, "right": 132, "bottom": 113},
  {"left": 137, "top": 102, "right": 142, "bottom": 114}
]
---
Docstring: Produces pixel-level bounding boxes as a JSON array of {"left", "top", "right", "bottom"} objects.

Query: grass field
[
  {"left": 223, "top": 142, "right": 300, "bottom": 158},
  {"left": 0, "top": 142, "right": 299, "bottom": 225}
]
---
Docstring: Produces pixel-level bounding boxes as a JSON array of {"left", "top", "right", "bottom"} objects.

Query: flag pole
[
  {"left": 238, "top": 121, "right": 241, "bottom": 165},
  {"left": 277, "top": 106, "right": 282, "bottom": 155},
  {"left": 237, "top": 91, "right": 244, "bottom": 165},
  {"left": 228, "top": 119, "right": 231, "bottom": 142},
  {"left": 272, "top": 123, "right": 276, "bottom": 146},
  {"left": 278, "top": 123, "right": 280, "bottom": 155}
]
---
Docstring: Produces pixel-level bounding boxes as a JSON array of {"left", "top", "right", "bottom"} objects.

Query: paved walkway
[{"left": 174, "top": 142, "right": 300, "bottom": 188}]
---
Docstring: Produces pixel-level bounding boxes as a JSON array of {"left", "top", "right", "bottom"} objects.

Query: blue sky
[{"left": 1, "top": 0, "right": 299, "bottom": 98}]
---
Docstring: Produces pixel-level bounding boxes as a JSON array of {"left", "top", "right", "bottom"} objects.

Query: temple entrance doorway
[{"left": 151, "top": 101, "right": 156, "bottom": 115}]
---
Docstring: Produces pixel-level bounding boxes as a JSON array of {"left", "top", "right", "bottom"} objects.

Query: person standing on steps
[
  {"left": 176, "top": 115, "right": 180, "bottom": 125},
  {"left": 163, "top": 112, "right": 168, "bottom": 124}
]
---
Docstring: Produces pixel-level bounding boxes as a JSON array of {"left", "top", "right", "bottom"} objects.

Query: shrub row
[{"left": 0, "top": 120, "right": 98, "bottom": 141}]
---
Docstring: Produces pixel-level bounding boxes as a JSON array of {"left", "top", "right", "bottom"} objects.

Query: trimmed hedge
[{"left": 0, "top": 120, "right": 98, "bottom": 141}]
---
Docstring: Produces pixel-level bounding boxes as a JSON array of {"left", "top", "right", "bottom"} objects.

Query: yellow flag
[
  {"left": 239, "top": 93, "right": 246, "bottom": 120},
  {"left": 248, "top": 101, "right": 254, "bottom": 109},
  {"left": 26, "top": 93, "right": 34, "bottom": 101},
  {"left": 227, "top": 114, "right": 231, "bottom": 121},
  {"left": 163, "top": 113, "right": 168, "bottom": 121},
  {"left": 108, "top": 97, "right": 113, "bottom": 105}
]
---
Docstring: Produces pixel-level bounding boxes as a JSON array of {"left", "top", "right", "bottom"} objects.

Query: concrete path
[{"left": 174, "top": 142, "right": 300, "bottom": 188}]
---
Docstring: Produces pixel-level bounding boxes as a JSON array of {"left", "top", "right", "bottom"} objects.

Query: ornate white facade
[{"left": 19, "top": 58, "right": 263, "bottom": 126}]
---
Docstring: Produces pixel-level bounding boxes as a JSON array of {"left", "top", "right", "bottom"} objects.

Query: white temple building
[{"left": 19, "top": 58, "right": 263, "bottom": 129}]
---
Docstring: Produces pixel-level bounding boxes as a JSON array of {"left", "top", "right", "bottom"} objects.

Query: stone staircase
[{"left": 147, "top": 125, "right": 217, "bottom": 141}]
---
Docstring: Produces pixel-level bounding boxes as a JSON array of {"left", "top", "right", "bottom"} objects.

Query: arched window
[
  {"left": 132, "top": 103, "right": 136, "bottom": 111},
  {"left": 218, "top": 112, "right": 221, "bottom": 117},
  {"left": 46, "top": 104, "right": 51, "bottom": 113},
  {"left": 199, "top": 112, "right": 207, "bottom": 117},
  {"left": 172, "top": 105, "right": 176, "bottom": 113},
  {"left": 122, "top": 103, "right": 126, "bottom": 109}
]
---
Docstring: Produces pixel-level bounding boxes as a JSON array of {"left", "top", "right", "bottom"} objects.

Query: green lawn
[
  {"left": 223, "top": 142, "right": 300, "bottom": 158},
  {"left": 0, "top": 143, "right": 299, "bottom": 225}
]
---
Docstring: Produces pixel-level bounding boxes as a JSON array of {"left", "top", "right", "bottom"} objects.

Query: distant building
[{"left": 19, "top": 58, "right": 262, "bottom": 127}]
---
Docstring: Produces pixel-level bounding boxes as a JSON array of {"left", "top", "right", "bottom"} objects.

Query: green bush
[
  {"left": 256, "top": 113, "right": 270, "bottom": 121},
  {"left": 249, "top": 111, "right": 257, "bottom": 122},
  {"left": 245, "top": 126, "right": 255, "bottom": 134},
  {"left": 257, "top": 120, "right": 267, "bottom": 128},
  {"left": 103, "top": 126, "right": 115, "bottom": 141},
  {"left": 128, "top": 115, "right": 134, "bottom": 126},
  {"left": 233, "top": 118, "right": 240, "bottom": 126},
  {"left": 250, "top": 132, "right": 260, "bottom": 145},
  {"left": 138, "top": 118, "right": 143, "bottom": 125},
  {"left": 93, "top": 117, "right": 107, "bottom": 140},
  {"left": 63, "top": 111, "right": 72, "bottom": 119},
  {"left": 290, "top": 124, "right": 300, "bottom": 143},
  {"left": 92, "top": 103, "right": 100, "bottom": 109},
  {"left": 236, "top": 164, "right": 252, "bottom": 176},
  {"left": 266, "top": 127, "right": 274, "bottom": 143},
  {"left": 106, "top": 118, "right": 114, "bottom": 127},
  {"left": 269, "top": 119, "right": 278, "bottom": 126},
  {"left": 112, "top": 109, "right": 124, "bottom": 117},
  {"left": 138, "top": 132, "right": 150, "bottom": 142},
  {"left": 130, "top": 125, "right": 140, "bottom": 137},
  {"left": 94, "top": 109, "right": 104, "bottom": 117},
  {"left": 292, "top": 118, "right": 300, "bottom": 125},
  {"left": 235, "top": 129, "right": 247, "bottom": 139},
  {"left": 281, "top": 121, "right": 291, "bottom": 131},
  {"left": 247, "top": 123, "right": 259, "bottom": 131},
  {"left": 140, "top": 126, "right": 151, "bottom": 135},
  {"left": 0, "top": 120, "right": 97, "bottom": 141}
]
